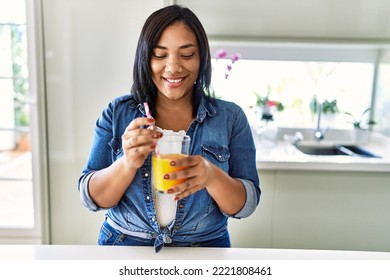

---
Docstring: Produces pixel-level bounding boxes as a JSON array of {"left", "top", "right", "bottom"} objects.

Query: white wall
[{"left": 42, "top": 0, "right": 164, "bottom": 244}]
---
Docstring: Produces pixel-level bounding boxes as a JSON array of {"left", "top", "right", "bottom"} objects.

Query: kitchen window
[
  {"left": 0, "top": 0, "right": 47, "bottom": 243},
  {"left": 210, "top": 41, "right": 387, "bottom": 133}
]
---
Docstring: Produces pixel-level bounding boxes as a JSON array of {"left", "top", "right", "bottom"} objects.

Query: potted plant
[
  {"left": 17, "top": 133, "right": 30, "bottom": 151},
  {"left": 344, "top": 108, "right": 377, "bottom": 143},
  {"left": 253, "top": 85, "right": 284, "bottom": 121},
  {"left": 344, "top": 108, "right": 376, "bottom": 129},
  {"left": 310, "top": 96, "right": 338, "bottom": 127},
  {"left": 14, "top": 107, "right": 31, "bottom": 152},
  {"left": 310, "top": 96, "right": 339, "bottom": 115}
]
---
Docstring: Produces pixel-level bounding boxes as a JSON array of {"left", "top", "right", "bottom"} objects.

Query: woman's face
[{"left": 151, "top": 21, "right": 200, "bottom": 102}]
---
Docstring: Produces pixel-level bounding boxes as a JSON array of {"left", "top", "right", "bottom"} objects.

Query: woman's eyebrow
[
  {"left": 179, "top": 43, "right": 197, "bottom": 49},
  {"left": 154, "top": 43, "right": 197, "bottom": 50}
]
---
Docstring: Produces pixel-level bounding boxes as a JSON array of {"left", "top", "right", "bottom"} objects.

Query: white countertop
[
  {"left": 1, "top": 245, "right": 390, "bottom": 260},
  {"left": 256, "top": 132, "right": 390, "bottom": 172}
]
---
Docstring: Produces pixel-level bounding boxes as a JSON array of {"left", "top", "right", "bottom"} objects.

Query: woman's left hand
[
  {"left": 165, "top": 154, "right": 246, "bottom": 215},
  {"left": 165, "top": 155, "right": 213, "bottom": 200}
]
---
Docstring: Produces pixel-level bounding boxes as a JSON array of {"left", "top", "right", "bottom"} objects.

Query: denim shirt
[{"left": 78, "top": 93, "right": 260, "bottom": 251}]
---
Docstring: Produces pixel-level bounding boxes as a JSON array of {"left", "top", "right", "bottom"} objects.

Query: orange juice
[{"left": 152, "top": 153, "right": 187, "bottom": 193}]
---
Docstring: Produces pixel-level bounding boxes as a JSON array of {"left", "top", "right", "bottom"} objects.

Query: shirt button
[
  {"left": 151, "top": 216, "right": 156, "bottom": 221},
  {"left": 178, "top": 204, "right": 184, "bottom": 208},
  {"left": 146, "top": 196, "right": 150, "bottom": 200},
  {"left": 218, "top": 155, "right": 222, "bottom": 159},
  {"left": 144, "top": 173, "right": 149, "bottom": 177}
]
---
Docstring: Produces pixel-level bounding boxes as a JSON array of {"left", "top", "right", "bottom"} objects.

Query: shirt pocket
[
  {"left": 201, "top": 144, "right": 230, "bottom": 173},
  {"left": 108, "top": 137, "right": 123, "bottom": 161}
]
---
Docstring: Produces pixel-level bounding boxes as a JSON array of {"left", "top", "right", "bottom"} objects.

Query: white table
[
  {"left": 2, "top": 246, "right": 390, "bottom": 280},
  {"left": 1, "top": 245, "right": 390, "bottom": 260}
]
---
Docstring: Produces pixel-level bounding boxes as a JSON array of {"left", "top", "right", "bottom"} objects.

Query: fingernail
[
  {"left": 152, "top": 132, "right": 163, "bottom": 139},
  {"left": 163, "top": 174, "right": 169, "bottom": 179},
  {"left": 151, "top": 144, "right": 156, "bottom": 149},
  {"left": 167, "top": 189, "right": 173, "bottom": 194},
  {"left": 170, "top": 161, "right": 176, "bottom": 166},
  {"left": 148, "top": 118, "right": 154, "bottom": 123},
  {"left": 173, "top": 196, "right": 179, "bottom": 201}
]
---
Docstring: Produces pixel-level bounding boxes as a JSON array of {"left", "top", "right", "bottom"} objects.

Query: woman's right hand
[
  {"left": 122, "top": 117, "right": 162, "bottom": 170},
  {"left": 87, "top": 117, "right": 161, "bottom": 208}
]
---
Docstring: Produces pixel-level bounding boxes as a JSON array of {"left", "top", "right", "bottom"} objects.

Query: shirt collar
[
  {"left": 196, "top": 95, "right": 216, "bottom": 123},
  {"left": 129, "top": 93, "right": 217, "bottom": 122}
]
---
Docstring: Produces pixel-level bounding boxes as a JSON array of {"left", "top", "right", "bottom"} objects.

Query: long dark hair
[{"left": 131, "top": 4, "right": 213, "bottom": 117}]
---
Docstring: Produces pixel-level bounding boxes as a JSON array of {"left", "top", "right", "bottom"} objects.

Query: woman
[{"left": 78, "top": 4, "right": 260, "bottom": 252}]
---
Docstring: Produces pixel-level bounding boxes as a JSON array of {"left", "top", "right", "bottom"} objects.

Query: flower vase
[
  {"left": 353, "top": 128, "right": 369, "bottom": 144},
  {"left": 256, "top": 119, "right": 278, "bottom": 149},
  {"left": 321, "top": 112, "right": 336, "bottom": 127}
]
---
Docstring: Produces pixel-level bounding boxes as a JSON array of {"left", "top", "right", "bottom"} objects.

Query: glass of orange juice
[{"left": 152, "top": 134, "right": 191, "bottom": 193}]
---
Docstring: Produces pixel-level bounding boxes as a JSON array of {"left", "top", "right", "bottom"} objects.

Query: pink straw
[
  {"left": 144, "top": 102, "right": 155, "bottom": 130},
  {"left": 144, "top": 102, "right": 159, "bottom": 156}
]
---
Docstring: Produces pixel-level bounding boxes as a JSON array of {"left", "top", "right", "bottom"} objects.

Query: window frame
[
  {"left": 209, "top": 39, "right": 387, "bottom": 63},
  {"left": 209, "top": 39, "right": 390, "bottom": 129},
  {"left": 0, "top": 0, "right": 49, "bottom": 244}
]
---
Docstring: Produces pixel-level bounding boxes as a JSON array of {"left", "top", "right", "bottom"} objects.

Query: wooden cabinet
[{"left": 229, "top": 170, "right": 390, "bottom": 252}]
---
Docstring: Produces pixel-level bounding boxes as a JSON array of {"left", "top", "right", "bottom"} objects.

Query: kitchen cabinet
[
  {"left": 178, "top": 0, "right": 390, "bottom": 40},
  {"left": 229, "top": 170, "right": 390, "bottom": 252},
  {"left": 229, "top": 171, "right": 275, "bottom": 249}
]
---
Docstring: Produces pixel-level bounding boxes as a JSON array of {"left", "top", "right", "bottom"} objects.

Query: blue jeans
[{"left": 98, "top": 219, "right": 231, "bottom": 248}]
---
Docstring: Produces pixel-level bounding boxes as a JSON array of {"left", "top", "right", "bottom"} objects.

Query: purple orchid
[
  {"left": 215, "top": 49, "right": 241, "bottom": 79},
  {"left": 215, "top": 49, "right": 228, "bottom": 59}
]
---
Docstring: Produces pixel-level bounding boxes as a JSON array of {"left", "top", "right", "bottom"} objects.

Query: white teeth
[{"left": 166, "top": 78, "right": 183, "bottom": 83}]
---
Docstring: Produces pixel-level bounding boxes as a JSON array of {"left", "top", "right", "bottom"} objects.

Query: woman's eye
[
  {"left": 152, "top": 52, "right": 195, "bottom": 59},
  {"left": 153, "top": 53, "right": 166, "bottom": 58},
  {"left": 182, "top": 53, "right": 195, "bottom": 58}
]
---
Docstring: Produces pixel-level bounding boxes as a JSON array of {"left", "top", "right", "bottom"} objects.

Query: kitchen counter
[
  {"left": 256, "top": 131, "right": 390, "bottom": 172},
  {"left": 2, "top": 246, "right": 390, "bottom": 280},
  {"left": 1, "top": 245, "right": 390, "bottom": 260},
  {"left": 238, "top": 130, "right": 390, "bottom": 252}
]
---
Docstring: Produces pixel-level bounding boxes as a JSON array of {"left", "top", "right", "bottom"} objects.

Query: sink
[
  {"left": 296, "top": 144, "right": 381, "bottom": 158},
  {"left": 340, "top": 145, "right": 381, "bottom": 158},
  {"left": 278, "top": 127, "right": 381, "bottom": 158},
  {"left": 278, "top": 127, "right": 354, "bottom": 143},
  {"left": 296, "top": 145, "right": 349, "bottom": 156}
]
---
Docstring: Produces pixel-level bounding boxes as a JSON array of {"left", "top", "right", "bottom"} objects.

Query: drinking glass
[{"left": 152, "top": 134, "right": 191, "bottom": 193}]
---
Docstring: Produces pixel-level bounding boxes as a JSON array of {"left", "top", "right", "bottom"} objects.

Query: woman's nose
[{"left": 165, "top": 57, "right": 182, "bottom": 73}]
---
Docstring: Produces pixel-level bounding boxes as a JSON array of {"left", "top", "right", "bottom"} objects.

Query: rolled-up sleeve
[
  {"left": 224, "top": 104, "right": 261, "bottom": 219},
  {"left": 223, "top": 178, "right": 261, "bottom": 219},
  {"left": 78, "top": 99, "right": 118, "bottom": 212},
  {"left": 78, "top": 171, "right": 102, "bottom": 212}
]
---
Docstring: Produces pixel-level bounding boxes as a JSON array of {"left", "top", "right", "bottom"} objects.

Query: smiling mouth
[{"left": 164, "top": 77, "right": 184, "bottom": 83}]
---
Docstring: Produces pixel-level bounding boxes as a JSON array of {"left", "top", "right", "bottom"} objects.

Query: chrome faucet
[{"left": 314, "top": 103, "right": 328, "bottom": 141}]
